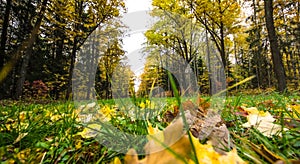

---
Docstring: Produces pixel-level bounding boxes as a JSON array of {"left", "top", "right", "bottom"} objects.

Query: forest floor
[{"left": 0, "top": 92, "right": 299, "bottom": 163}]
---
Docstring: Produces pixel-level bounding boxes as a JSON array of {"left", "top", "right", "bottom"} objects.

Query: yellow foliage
[
  {"left": 287, "top": 105, "right": 300, "bottom": 118},
  {"left": 124, "top": 118, "right": 246, "bottom": 164},
  {"left": 75, "top": 140, "right": 82, "bottom": 150},
  {"left": 140, "top": 100, "right": 155, "bottom": 109},
  {"left": 99, "top": 105, "right": 116, "bottom": 121}
]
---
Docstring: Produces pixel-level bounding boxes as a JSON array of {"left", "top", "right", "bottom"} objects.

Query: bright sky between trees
[{"left": 121, "top": 0, "right": 153, "bottom": 91}]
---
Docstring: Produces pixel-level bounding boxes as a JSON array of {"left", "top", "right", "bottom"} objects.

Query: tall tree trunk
[
  {"left": 264, "top": 0, "right": 287, "bottom": 92},
  {"left": 14, "top": 0, "right": 33, "bottom": 99},
  {"left": 205, "top": 29, "right": 212, "bottom": 95},
  {"left": 66, "top": 37, "right": 78, "bottom": 100},
  {"left": 14, "top": 0, "right": 48, "bottom": 99},
  {"left": 66, "top": 1, "right": 83, "bottom": 100},
  {"left": 0, "top": 0, "right": 12, "bottom": 99},
  {"left": 15, "top": 48, "right": 32, "bottom": 99},
  {"left": 219, "top": 22, "right": 227, "bottom": 73},
  {"left": 86, "top": 36, "right": 97, "bottom": 100},
  {"left": 0, "top": 0, "right": 12, "bottom": 69}
]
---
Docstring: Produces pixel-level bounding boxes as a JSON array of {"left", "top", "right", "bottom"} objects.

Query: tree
[
  {"left": 82, "top": 18, "right": 126, "bottom": 100},
  {"left": 65, "top": 0, "right": 125, "bottom": 99},
  {"left": 246, "top": 0, "right": 272, "bottom": 89},
  {"left": 0, "top": 0, "right": 49, "bottom": 99},
  {"left": 273, "top": 0, "right": 299, "bottom": 88},
  {"left": 0, "top": 0, "right": 12, "bottom": 69},
  {"left": 187, "top": 0, "right": 242, "bottom": 74},
  {"left": 144, "top": 8, "right": 205, "bottom": 95},
  {"left": 264, "top": 0, "right": 287, "bottom": 92}
]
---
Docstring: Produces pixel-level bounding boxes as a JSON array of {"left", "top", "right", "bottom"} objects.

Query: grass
[
  {"left": 223, "top": 92, "right": 300, "bottom": 163},
  {"left": 0, "top": 92, "right": 299, "bottom": 163}
]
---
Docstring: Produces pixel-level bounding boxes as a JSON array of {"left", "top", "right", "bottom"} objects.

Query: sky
[
  {"left": 122, "top": 0, "right": 153, "bottom": 53},
  {"left": 121, "top": 0, "right": 154, "bottom": 91},
  {"left": 125, "top": 0, "right": 152, "bottom": 13}
]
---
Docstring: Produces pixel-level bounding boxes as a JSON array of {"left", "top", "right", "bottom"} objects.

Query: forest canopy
[{"left": 0, "top": 0, "right": 299, "bottom": 100}]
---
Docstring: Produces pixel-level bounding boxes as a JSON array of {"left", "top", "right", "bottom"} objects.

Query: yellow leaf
[
  {"left": 50, "top": 114, "right": 61, "bottom": 122},
  {"left": 240, "top": 106, "right": 260, "bottom": 115},
  {"left": 13, "top": 132, "right": 28, "bottom": 144},
  {"left": 147, "top": 122, "right": 164, "bottom": 145},
  {"left": 75, "top": 140, "right": 82, "bottom": 150},
  {"left": 287, "top": 104, "right": 300, "bottom": 118},
  {"left": 242, "top": 107, "right": 288, "bottom": 137},
  {"left": 125, "top": 118, "right": 246, "bottom": 164},
  {"left": 77, "top": 124, "right": 101, "bottom": 138},
  {"left": 140, "top": 102, "right": 146, "bottom": 109},
  {"left": 19, "top": 111, "right": 26, "bottom": 121},
  {"left": 190, "top": 134, "right": 246, "bottom": 164},
  {"left": 111, "top": 157, "right": 122, "bottom": 164}
]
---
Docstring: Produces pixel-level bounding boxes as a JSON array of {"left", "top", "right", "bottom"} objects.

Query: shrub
[{"left": 23, "top": 80, "right": 49, "bottom": 100}]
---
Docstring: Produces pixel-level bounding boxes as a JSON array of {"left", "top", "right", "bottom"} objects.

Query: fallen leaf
[
  {"left": 196, "top": 97, "right": 210, "bottom": 110},
  {"left": 77, "top": 124, "right": 101, "bottom": 138},
  {"left": 241, "top": 106, "right": 288, "bottom": 137},
  {"left": 13, "top": 132, "right": 28, "bottom": 144},
  {"left": 258, "top": 100, "right": 275, "bottom": 108},
  {"left": 287, "top": 104, "right": 300, "bottom": 118},
  {"left": 248, "top": 142, "right": 284, "bottom": 163},
  {"left": 125, "top": 117, "right": 245, "bottom": 164},
  {"left": 163, "top": 105, "right": 179, "bottom": 123},
  {"left": 189, "top": 135, "right": 245, "bottom": 164},
  {"left": 111, "top": 157, "right": 122, "bottom": 164},
  {"left": 147, "top": 122, "right": 164, "bottom": 143}
]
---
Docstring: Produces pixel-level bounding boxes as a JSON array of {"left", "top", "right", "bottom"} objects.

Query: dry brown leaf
[
  {"left": 163, "top": 105, "right": 179, "bottom": 123},
  {"left": 259, "top": 100, "right": 275, "bottom": 108},
  {"left": 196, "top": 97, "right": 210, "bottom": 111}
]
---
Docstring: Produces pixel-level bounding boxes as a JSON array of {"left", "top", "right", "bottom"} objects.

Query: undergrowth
[{"left": 0, "top": 92, "right": 299, "bottom": 163}]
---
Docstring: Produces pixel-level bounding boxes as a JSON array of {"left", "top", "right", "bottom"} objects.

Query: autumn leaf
[
  {"left": 111, "top": 157, "right": 122, "bottom": 164},
  {"left": 287, "top": 104, "right": 300, "bottom": 119},
  {"left": 147, "top": 122, "right": 164, "bottom": 144},
  {"left": 98, "top": 105, "right": 116, "bottom": 121},
  {"left": 196, "top": 97, "right": 210, "bottom": 111},
  {"left": 125, "top": 117, "right": 245, "bottom": 164},
  {"left": 77, "top": 124, "right": 101, "bottom": 138},
  {"left": 13, "top": 132, "right": 28, "bottom": 144},
  {"left": 189, "top": 134, "right": 246, "bottom": 164},
  {"left": 163, "top": 104, "right": 179, "bottom": 122},
  {"left": 241, "top": 106, "right": 288, "bottom": 137}
]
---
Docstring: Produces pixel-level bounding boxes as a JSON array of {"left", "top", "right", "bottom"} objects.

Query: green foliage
[
  {"left": 0, "top": 0, "right": 126, "bottom": 100},
  {"left": 0, "top": 92, "right": 299, "bottom": 163},
  {"left": 223, "top": 92, "right": 300, "bottom": 162}
]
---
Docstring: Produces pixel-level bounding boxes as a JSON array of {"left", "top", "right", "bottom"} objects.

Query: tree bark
[
  {"left": 219, "top": 21, "right": 227, "bottom": 72},
  {"left": 66, "top": 37, "right": 77, "bottom": 100},
  {"left": 0, "top": 0, "right": 12, "bottom": 69},
  {"left": 15, "top": 48, "right": 32, "bottom": 99},
  {"left": 264, "top": 0, "right": 287, "bottom": 92},
  {"left": 66, "top": 1, "right": 83, "bottom": 100}
]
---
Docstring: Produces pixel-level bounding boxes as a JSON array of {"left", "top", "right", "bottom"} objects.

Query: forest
[
  {"left": 0, "top": 0, "right": 299, "bottom": 100},
  {"left": 0, "top": 0, "right": 299, "bottom": 163}
]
